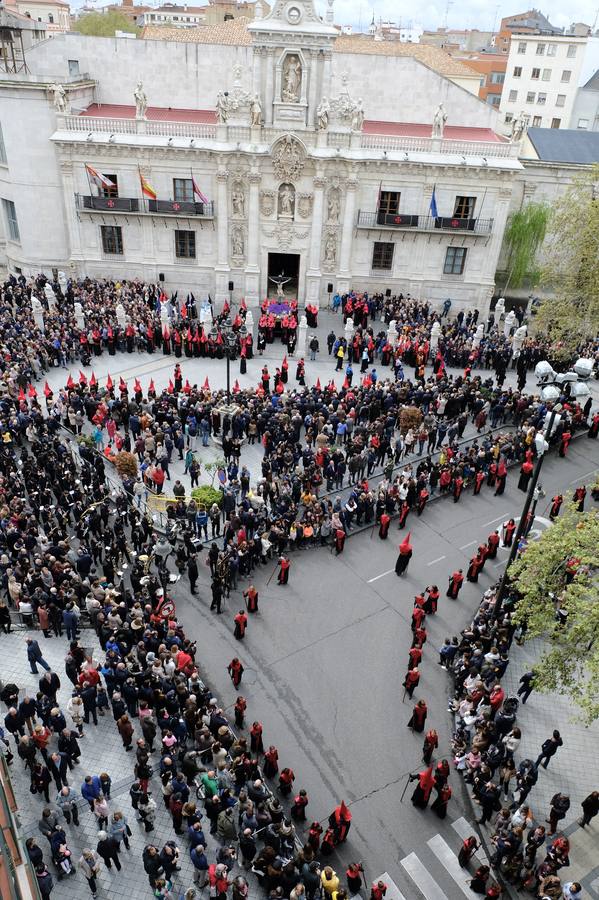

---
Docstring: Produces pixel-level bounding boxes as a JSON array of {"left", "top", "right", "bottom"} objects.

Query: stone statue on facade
[
  {"left": 324, "top": 233, "right": 337, "bottom": 265},
  {"left": 49, "top": 83, "right": 68, "bottom": 113},
  {"left": 232, "top": 226, "right": 245, "bottom": 257},
  {"left": 511, "top": 111, "right": 528, "bottom": 142},
  {"left": 317, "top": 97, "right": 330, "bottom": 130},
  {"left": 327, "top": 189, "right": 340, "bottom": 223},
  {"left": 134, "top": 81, "right": 148, "bottom": 120},
  {"left": 272, "top": 134, "right": 305, "bottom": 181},
  {"left": 216, "top": 91, "right": 229, "bottom": 124},
  {"left": 278, "top": 183, "right": 295, "bottom": 217},
  {"left": 232, "top": 187, "right": 245, "bottom": 218},
  {"left": 282, "top": 55, "right": 301, "bottom": 102},
  {"left": 351, "top": 98, "right": 364, "bottom": 132},
  {"left": 250, "top": 94, "right": 262, "bottom": 127},
  {"left": 432, "top": 103, "right": 447, "bottom": 139}
]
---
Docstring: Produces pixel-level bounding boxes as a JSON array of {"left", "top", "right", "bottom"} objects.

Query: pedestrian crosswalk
[{"left": 377, "top": 817, "right": 488, "bottom": 900}]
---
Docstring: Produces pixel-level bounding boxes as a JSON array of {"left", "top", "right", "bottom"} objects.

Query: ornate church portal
[{"left": 267, "top": 252, "right": 300, "bottom": 299}]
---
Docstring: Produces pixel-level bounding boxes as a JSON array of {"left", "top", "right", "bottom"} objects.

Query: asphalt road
[{"left": 171, "top": 435, "right": 598, "bottom": 899}]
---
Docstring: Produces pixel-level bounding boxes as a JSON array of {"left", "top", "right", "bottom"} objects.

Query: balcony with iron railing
[
  {"left": 76, "top": 194, "right": 214, "bottom": 218},
  {"left": 357, "top": 210, "right": 494, "bottom": 234}
]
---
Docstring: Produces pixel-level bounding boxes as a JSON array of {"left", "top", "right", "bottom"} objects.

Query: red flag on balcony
[
  {"left": 167, "top": 379, "right": 174, "bottom": 394},
  {"left": 79, "top": 370, "right": 87, "bottom": 385},
  {"left": 233, "top": 380, "right": 241, "bottom": 394},
  {"left": 119, "top": 377, "right": 127, "bottom": 393},
  {"left": 44, "top": 381, "right": 52, "bottom": 398},
  {"left": 66, "top": 373, "right": 75, "bottom": 389},
  {"left": 90, "top": 372, "right": 97, "bottom": 387},
  {"left": 106, "top": 373, "right": 113, "bottom": 391},
  {"left": 28, "top": 384, "right": 37, "bottom": 398},
  {"left": 203, "top": 377, "right": 210, "bottom": 390}
]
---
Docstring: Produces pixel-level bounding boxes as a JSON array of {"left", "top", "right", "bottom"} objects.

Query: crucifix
[{"left": 268, "top": 272, "right": 292, "bottom": 298}]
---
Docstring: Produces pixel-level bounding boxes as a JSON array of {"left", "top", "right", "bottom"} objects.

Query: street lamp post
[
  {"left": 210, "top": 317, "right": 242, "bottom": 403},
  {"left": 493, "top": 403, "right": 562, "bottom": 619}
]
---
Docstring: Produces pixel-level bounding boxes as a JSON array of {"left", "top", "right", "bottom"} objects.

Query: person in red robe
[
  {"left": 407, "top": 645, "right": 422, "bottom": 670},
  {"left": 409, "top": 765, "right": 435, "bottom": 809},
  {"left": 234, "top": 695, "right": 247, "bottom": 728},
  {"left": 403, "top": 667, "right": 420, "bottom": 700},
  {"left": 407, "top": 698, "right": 427, "bottom": 731},
  {"left": 249, "top": 721, "right": 264, "bottom": 754},
  {"left": 467, "top": 552, "right": 484, "bottom": 583},
  {"left": 486, "top": 530, "right": 500, "bottom": 560},
  {"left": 277, "top": 556, "right": 290, "bottom": 585},
  {"left": 431, "top": 782, "right": 452, "bottom": 819},
  {"left": 263, "top": 746, "right": 279, "bottom": 778},
  {"left": 334, "top": 528, "right": 346, "bottom": 555},
  {"left": 243, "top": 585, "right": 259, "bottom": 613},
  {"left": 446, "top": 569, "right": 464, "bottom": 599},
  {"left": 473, "top": 469, "right": 485, "bottom": 496},
  {"left": 417, "top": 488, "right": 429, "bottom": 516},
  {"left": 424, "top": 585, "right": 439, "bottom": 614},
  {"left": 518, "top": 460, "right": 534, "bottom": 492},
  {"left": 423, "top": 728, "right": 438, "bottom": 764},
  {"left": 453, "top": 474, "right": 464, "bottom": 503},
  {"left": 411, "top": 605, "right": 426, "bottom": 632},
  {"left": 233, "top": 610, "right": 248, "bottom": 640},
  {"left": 573, "top": 485, "right": 586, "bottom": 511},
  {"left": 502, "top": 519, "right": 516, "bottom": 547},
  {"left": 395, "top": 532, "right": 413, "bottom": 576},
  {"left": 379, "top": 512, "right": 390, "bottom": 539},
  {"left": 550, "top": 494, "right": 563, "bottom": 520},
  {"left": 494, "top": 459, "right": 508, "bottom": 495},
  {"left": 398, "top": 501, "right": 410, "bottom": 529},
  {"left": 559, "top": 430, "right": 572, "bottom": 457},
  {"left": 227, "top": 657, "right": 244, "bottom": 688},
  {"left": 329, "top": 801, "right": 352, "bottom": 842}
]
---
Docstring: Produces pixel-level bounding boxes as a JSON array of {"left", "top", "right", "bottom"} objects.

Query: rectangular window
[
  {"left": 443, "top": 247, "right": 467, "bottom": 275},
  {"left": 378, "top": 190, "right": 400, "bottom": 216},
  {"left": 542, "top": 68, "right": 551, "bottom": 80},
  {"left": 2, "top": 198, "right": 19, "bottom": 242},
  {"left": 536, "top": 43, "right": 545, "bottom": 55},
  {"left": 509, "top": 90, "right": 518, "bottom": 102},
  {"left": 68, "top": 59, "right": 80, "bottom": 76},
  {"left": 372, "top": 242, "right": 394, "bottom": 270},
  {"left": 537, "top": 93, "right": 546, "bottom": 104},
  {"left": 453, "top": 196, "right": 476, "bottom": 219},
  {"left": 101, "top": 225, "right": 123, "bottom": 255},
  {"left": 561, "top": 70, "right": 571, "bottom": 82},
  {"left": 175, "top": 230, "right": 196, "bottom": 259},
  {"left": 487, "top": 95, "right": 501, "bottom": 106},
  {"left": 504, "top": 113, "right": 514, "bottom": 123},
  {"left": 556, "top": 94, "right": 566, "bottom": 107},
  {"left": 532, "top": 116, "right": 542, "bottom": 126},
  {"left": 526, "top": 92, "right": 535, "bottom": 103},
  {"left": 546, "top": 43, "right": 557, "bottom": 56},
  {"left": 517, "top": 42, "right": 526, "bottom": 54},
  {"left": 567, "top": 44, "right": 577, "bottom": 58},
  {"left": 531, "top": 67, "right": 540, "bottom": 79},
  {"left": 551, "top": 118, "right": 561, "bottom": 129},
  {"left": 173, "top": 178, "right": 194, "bottom": 202},
  {"left": 513, "top": 66, "right": 522, "bottom": 77},
  {"left": 490, "top": 72, "right": 505, "bottom": 84},
  {"left": 100, "top": 174, "right": 118, "bottom": 198},
  {"left": 0, "top": 123, "right": 6, "bottom": 165},
  {"left": 577, "top": 118, "right": 589, "bottom": 129}
]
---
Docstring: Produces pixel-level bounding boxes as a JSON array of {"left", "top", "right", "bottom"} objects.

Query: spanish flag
[{"left": 139, "top": 172, "right": 157, "bottom": 200}]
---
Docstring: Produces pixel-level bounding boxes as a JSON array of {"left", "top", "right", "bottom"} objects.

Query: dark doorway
[{"left": 267, "top": 252, "right": 300, "bottom": 299}]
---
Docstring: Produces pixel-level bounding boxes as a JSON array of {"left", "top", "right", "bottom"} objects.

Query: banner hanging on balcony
[
  {"left": 139, "top": 172, "right": 157, "bottom": 200},
  {"left": 85, "top": 164, "right": 115, "bottom": 191}
]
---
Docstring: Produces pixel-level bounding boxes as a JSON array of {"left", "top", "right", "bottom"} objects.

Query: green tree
[
  {"left": 536, "top": 164, "right": 599, "bottom": 346},
  {"left": 75, "top": 10, "right": 139, "bottom": 37},
  {"left": 511, "top": 502, "right": 599, "bottom": 723},
  {"left": 502, "top": 201, "right": 550, "bottom": 291}
]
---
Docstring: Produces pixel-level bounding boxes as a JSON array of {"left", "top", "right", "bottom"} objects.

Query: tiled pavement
[{"left": 0, "top": 627, "right": 247, "bottom": 900}]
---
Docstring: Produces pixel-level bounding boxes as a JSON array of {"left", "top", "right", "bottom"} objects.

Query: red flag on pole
[
  {"left": 79, "top": 370, "right": 87, "bottom": 385},
  {"left": 106, "top": 373, "right": 113, "bottom": 391},
  {"left": 90, "top": 372, "right": 97, "bottom": 387},
  {"left": 44, "top": 381, "right": 52, "bottom": 398},
  {"left": 66, "top": 374, "right": 75, "bottom": 390}
]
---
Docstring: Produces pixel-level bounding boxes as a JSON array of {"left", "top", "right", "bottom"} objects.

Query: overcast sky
[{"left": 314, "top": 0, "right": 598, "bottom": 32}]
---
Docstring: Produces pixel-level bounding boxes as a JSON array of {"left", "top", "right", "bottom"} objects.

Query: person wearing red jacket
[
  {"left": 277, "top": 556, "right": 290, "bottom": 585},
  {"left": 486, "top": 530, "right": 500, "bottom": 560},
  {"left": 473, "top": 469, "right": 486, "bottom": 495},
  {"left": 424, "top": 585, "right": 439, "bottom": 614},
  {"left": 403, "top": 668, "right": 420, "bottom": 700},
  {"left": 379, "top": 512, "right": 390, "bottom": 539},
  {"left": 518, "top": 460, "right": 534, "bottom": 492},
  {"left": 407, "top": 698, "right": 427, "bottom": 731},
  {"left": 495, "top": 459, "right": 508, "bottom": 495},
  {"left": 447, "top": 569, "right": 464, "bottom": 599},
  {"left": 411, "top": 605, "right": 426, "bottom": 632},
  {"left": 233, "top": 610, "right": 248, "bottom": 640},
  {"left": 407, "top": 646, "right": 422, "bottom": 670},
  {"left": 370, "top": 880, "right": 387, "bottom": 900}
]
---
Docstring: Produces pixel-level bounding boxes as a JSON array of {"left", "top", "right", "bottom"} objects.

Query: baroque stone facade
[{"left": 0, "top": 0, "right": 523, "bottom": 311}]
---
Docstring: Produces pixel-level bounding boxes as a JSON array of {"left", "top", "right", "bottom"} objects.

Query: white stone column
[
  {"left": 344, "top": 316, "right": 354, "bottom": 346},
  {"left": 264, "top": 49, "right": 275, "bottom": 126},
  {"left": 307, "top": 50, "right": 319, "bottom": 128},
  {"left": 336, "top": 176, "right": 357, "bottom": 295},
  {"left": 244, "top": 170, "right": 261, "bottom": 305},
  {"left": 215, "top": 167, "right": 231, "bottom": 304},
  {"left": 59, "top": 160, "right": 83, "bottom": 262},
  {"left": 298, "top": 315, "right": 308, "bottom": 356},
  {"left": 305, "top": 173, "right": 326, "bottom": 308}
]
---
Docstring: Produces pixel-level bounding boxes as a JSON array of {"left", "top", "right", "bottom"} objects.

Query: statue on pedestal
[
  {"left": 317, "top": 97, "right": 330, "bottom": 130},
  {"left": 250, "top": 94, "right": 262, "bottom": 127},
  {"left": 49, "top": 83, "right": 69, "bottom": 114},
  {"left": 351, "top": 98, "right": 364, "bottom": 132},
  {"left": 282, "top": 56, "right": 301, "bottom": 102},
  {"left": 432, "top": 103, "right": 447, "bottom": 139},
  {"left": 31, "top": 296, "right": 45, "bottom": 333},
  {"left": 115, "top": 302, "right": 127, "bottom": 329},
  {"left": 216, "top": 92, "right": 229, "bottom": 124},
  {"left": 134, "top": 81, "right": 148, "bottom": 120},
  {"left": 74, "top": 301, "right": 85, "bottom": 331}
]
